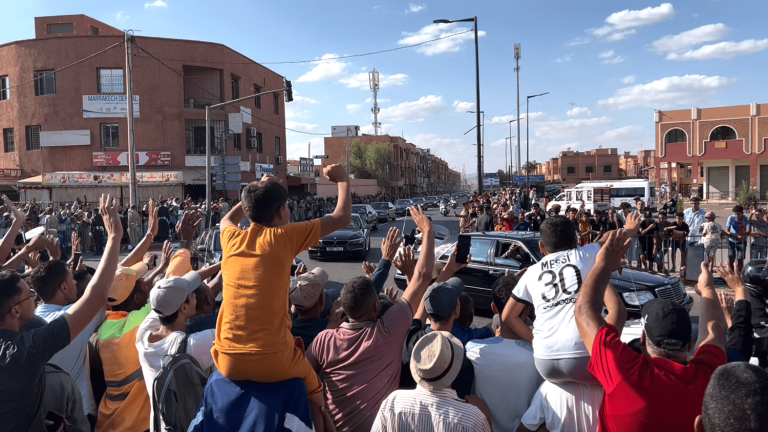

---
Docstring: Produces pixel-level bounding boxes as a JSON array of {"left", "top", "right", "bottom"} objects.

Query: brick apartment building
[
  {"left": 0, "top": 14, "right": 287, "bottom": 203},
  {"left": 321, "top": 132, "right": 461, "bottom": 196},
  {"left": 654, "top": 103, "right": 768, "bottom": 200},
  {"left": 542, "top": 147, "right": 620, "bottom": 185},
  {"left": 619, "top": 149, "right": 654, "bottom": 178}
]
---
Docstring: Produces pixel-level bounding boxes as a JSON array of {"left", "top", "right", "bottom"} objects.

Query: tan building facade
[
  {"left": 654, "top": 103, "right": 768, "bottom": 200},
  {"left": 542, "top": 148, "right": 620, "bottom": 185}
]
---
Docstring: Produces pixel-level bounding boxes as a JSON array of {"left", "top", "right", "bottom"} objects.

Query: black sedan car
[
  {"left": 371, "top": 202, "right": 396, "bottom": 222},
  {"left": 352, "top": 204, "right": 379, "bottom": 230},
  {"left": 395, "top": 199, "right": 414, "bottom": 216},
  {"left": 394, "top": 232, "right": 693, "bottom": 318},
  {"left": 308, "top": 214, "right": 371, "bottom": 260}
]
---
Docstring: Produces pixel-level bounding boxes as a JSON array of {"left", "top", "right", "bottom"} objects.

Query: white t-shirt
[
  {"left": 36, "top": 303, "right": 106, "bottom": 416},
  {"left": 465, "top": 337, "right": 544, "bottom": 431},
  {"left": 512, "top": 243, "right": 600, "bottom": 359},
  {"left": 700, "top": 221, "right": 723, "bottom": 245},
  {"left": 520, "top": 381, "right": 604, "bottom": 432},
  {"left": 136, "top": 312, "right": 215, "bottom": 432}
]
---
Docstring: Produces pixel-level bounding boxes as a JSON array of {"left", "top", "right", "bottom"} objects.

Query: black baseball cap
[
  {"left": 633, "top": 196, "right": 643, "bottom": 202},
  {"left": 644, "top": 211, "right": 653, "bottom": 218},
  {"left": 690, "top": 196, "right": 701, "bottom": 203},
  {"left": 424, "top": 278, "right": 465, "bottom": 320},
  {"left": 641, "top": 299, "right": 692, "bottom": 351}
]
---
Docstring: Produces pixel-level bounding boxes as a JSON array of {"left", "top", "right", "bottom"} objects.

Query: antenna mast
[{"left": 369, "top": 69, "right": 381, "bottom": 135}]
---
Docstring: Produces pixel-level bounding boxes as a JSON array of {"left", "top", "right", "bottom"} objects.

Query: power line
[
  {"left": 134, "top": 42, "right": 331, "bottom": 136},
  {"left": 3, "top": 40, "right": 125, "bottom": 92}
]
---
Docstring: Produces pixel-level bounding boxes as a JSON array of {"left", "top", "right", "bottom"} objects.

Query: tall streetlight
[
  {"left": 509, "top": 119, "right": 518, "bottom": 182},
  {"left": 467, "top": 111, "right": 484, "bottom": 181},
  {"left": 526, "top": 92, "right": 548, "bottom": 190},
  {"left": 434, "top": 16, "right": 482, "bottom": 193}
]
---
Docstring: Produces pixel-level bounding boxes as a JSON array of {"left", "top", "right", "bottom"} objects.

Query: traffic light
[{"left": 284, "top": 79, "right": 293, "bottom": 103}]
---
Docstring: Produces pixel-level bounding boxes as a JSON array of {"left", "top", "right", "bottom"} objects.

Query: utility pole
[
  {"left": 369, "top": 69, "right": 381, "bottom": 135},
  {"left": 346, "top": 127, "right": 350, "bottom": 176},
  {"left": 514, "top": 43, "right": 521, "bottom": 187},
  {"left": 125, "top": 31, "right": 138, "bottom": 207}
]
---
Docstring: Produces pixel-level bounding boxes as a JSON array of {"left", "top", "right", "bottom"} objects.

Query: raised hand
[
  {"left": 384, "top": 286, "right": 400, "bottom": 303},
  {"left": 695, "top": 262, "right": 714, "bottom": 297},
  {"left": 595, "top": 229, "right": 632, "bottom": 273},
  {"left": 323, "top": 164, "right": 348, "bottom": 184},
  {"left": 71, "top": 231, "right": 81, "bottom": 255},
  {"left": 409, "top": 205, "right": 432, "bottom": 234},
  {"left": 624, "top": 211, "right": 641, "bottom": 234},
  {"left": 26, "top": 235, "right": 48, "bottom": 252},
  {"left": 393, "top": 246, "right": 417, "bottom": 281},
  {"left": 143, "top": 252, "right": 157, "bottom": 270},
  {"left": 100, "top": 194, "right": 123, "bottom": 239},
  {"left": 147, "top": 198, "right": 159, "bottom": 237},
  {"left": 715, "top": 264, "right": 746, "bottom": 292},
  {"left": 3, "top": 195, "right": 23, "bottom": 222},
  {"left": 718, "top": 291, "right": 734, "bottom": 328},
  {"left": 177, "top": 210, "right": 202, "bottom": 241},
  {"left": 442, "top": 247, "right": 469, "bottom": 279},
  {"left": 159, "top": 240, "right": 173, "bottom": 268},
  {"left": 327, "top": 299, "right": 345, "bottom": 329},
  {"left": 295, "top": 263, "right": 308, "bottom": 277},
  {"left": 380, "top": 227, "right": 402, "bottom": 262},
  {"left": 361, "top": 261, "right": 376, "bottom": 278}
]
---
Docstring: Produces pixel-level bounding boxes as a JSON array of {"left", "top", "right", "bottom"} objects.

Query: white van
[
  {"left": 574, "top": 179, "right": 656, "bottom": 208},
  {"left": 547, "top": 187, "right": 611, "bottom": 214}
]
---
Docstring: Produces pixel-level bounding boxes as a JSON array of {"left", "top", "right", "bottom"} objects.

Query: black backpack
[{"left": 152, "top": 335, "right": 208, "bottom": 432}]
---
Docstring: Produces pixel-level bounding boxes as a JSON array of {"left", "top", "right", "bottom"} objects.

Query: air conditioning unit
[
  {"left": 247, "top": 127, "right": 257, "bottom": 137},
  {"left": 248, "top": 138, "right": 258, "bottom": 148},
  {"left": 276, "top": 156, "right": 283, "bottom": 165}
]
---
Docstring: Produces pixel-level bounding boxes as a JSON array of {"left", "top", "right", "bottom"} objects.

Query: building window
[
  {"left": 254, "top": 85, "right": 261, "bottom": 109},
  {"left": 90, "top": 26, "right": 99, "bottom": 36},
  {"left": 3, "top": 129, "right": 14, "bottom": 152},
  {"left": 26, "top": 126, "right": 41, "bottom": 151},
  {"left": 604, "top": 165, "right": 612, "bottom": 173},
  {"left": 98, "top": 69, "right": 124, "bottom": 93},
  {"left": 567, "top": 166, "right": 575, "bottom": 174},
  {"left": 233, "top": 133, "right": 241, "bottom": 151},
  {"left": 231, "top": 75, "right": 240, "bottom": 100},
  {"left": 256, "top": 132, "right": 263, "bottom": 152},
  {"left": 710, "top": 126, "right": 737, "bottom": 141},
  {"left": 664, "top": 128, "right": 687, "bottom": 144},
  {"left": 273, "top": 94, "right": 279, "bottom": 115},
  {"left": 48, "top": 23, "right": 73, "bottom": 34},
  {"left": 586, "top": 166, "right": 594, "bottom": 174},
  {"left": 185, "top": 119, "right": 224, "bottom": 155},
  {"left": 275, "top": 136, "right": 281, "bottom": 156},
  {"left": 100, "top": 124, "right": 119, "bottom": 148},
  {"left": 34, "top": 71, "right": 55, "bottom": 96},
  {"left": 0, "top": 76, "right": 8, "bottom": 101}
]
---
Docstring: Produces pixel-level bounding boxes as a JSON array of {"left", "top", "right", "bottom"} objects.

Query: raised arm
[
  {"left": 603, "top": 283, "right": 627, "bottom": 336},
  {"left": 370, "top": 227, "right": 401, "bottom": 294},
  {"left": 319, "top": 164, "right": 352, "bottom": 237},
  {"left": 597, "top": 212, "right": 640, "bottom": 247},
  {"left": 400, "top": 206, "right": 435, "bottom": 315},
  {"left": 63, "top": 195, "right": 122, "bottom": 342},
  {"left": 120, "top": 198, "right": 157, "bottom": 267},
  {"left": 690, "top": 263, "right": 726, "bottom": 352},
  {"left": 0, "top": 195, "right": 25, "bottom": 262},
  {"left": 575, "top": 229, "right": 632, "bottom": 354},
  {"left": 221, "top": 202, "right": 244, "bottom": 230}
]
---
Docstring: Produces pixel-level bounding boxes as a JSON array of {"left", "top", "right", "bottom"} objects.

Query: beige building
[{"left": 542, "top": 147, "right": 620, "bottom": 185}]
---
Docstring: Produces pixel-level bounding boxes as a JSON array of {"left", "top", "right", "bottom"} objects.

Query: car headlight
[
  {"left": 622, "top": 291, "right": 655, "bottom": 306},
  {"left": 349, "top": 238, "right": 365, "bottom": 243}
]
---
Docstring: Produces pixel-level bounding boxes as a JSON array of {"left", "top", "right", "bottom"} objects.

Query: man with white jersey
[{"left": 501, "top": 214, "right": 639, "bottom": 385}]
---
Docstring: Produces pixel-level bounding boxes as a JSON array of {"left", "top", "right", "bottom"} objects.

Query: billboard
[
  {"left": 299, "top": 157, "right": 313, "bottom": 173},
  {"left": 93, "top": 151, "right": 171, "bottom": 166},
  {"left": 83, "top": 95, "right": 140, "bottom": 118},
  {"left": 255, "top": 164, "right": 274, "bottom": 177},
  {"left": 514, "top": 175, "right": 545, "bottom": 183}
]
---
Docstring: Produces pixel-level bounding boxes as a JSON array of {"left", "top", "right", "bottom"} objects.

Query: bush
[{"left": 737, "top": 180, "right": 759, "bottom": 208}]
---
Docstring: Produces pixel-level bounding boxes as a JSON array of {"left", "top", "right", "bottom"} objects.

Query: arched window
[
  {"left": 664, "top": 128, "right": 687, "bottom": 144},
  {"left": 709, "top": 126, "right": 737, "bottom": 141}
]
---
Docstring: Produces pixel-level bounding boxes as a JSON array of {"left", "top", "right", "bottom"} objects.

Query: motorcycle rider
[{"left": 742, "top": 260, "right": 768, "bottom": 367}]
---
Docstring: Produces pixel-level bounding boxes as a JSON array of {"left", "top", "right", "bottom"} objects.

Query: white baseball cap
[{"left": 149, "top": 272, "right": 202, "bottom": 317}]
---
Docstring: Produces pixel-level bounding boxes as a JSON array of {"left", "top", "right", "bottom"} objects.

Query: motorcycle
[{"left": 440, "top": 202, "right": 450, "bottom": 216}]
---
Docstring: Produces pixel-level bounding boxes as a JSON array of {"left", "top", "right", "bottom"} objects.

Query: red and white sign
[
  {"left": 93, "top": 151, "right": 171, "bottom": 167},
  {"left": 0, "top": 169, "right": 21, "bottom": 178}
]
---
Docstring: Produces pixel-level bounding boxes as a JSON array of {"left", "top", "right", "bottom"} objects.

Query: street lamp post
[
  {"left": 509, "top": 119, "right": 517, "bottom": 183},
  {"left": 434, "top": 16, "right": 481, "bottom": 193},
  {"left": 466, "top": 110, "right": 484, "bottom": 186},
  {"left": 526, "top": 92, "right": 548, "bottom": 190}
]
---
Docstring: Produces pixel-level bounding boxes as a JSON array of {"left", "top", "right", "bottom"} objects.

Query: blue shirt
[
  {"left": 514, "top": 221, "right": 530, "bottom": 231},
  {"left": 450, "top": 323, "right": 493, "bottom": 346},
  {"left": 726, "top": 215, "right": 751, "bottom": 243}
]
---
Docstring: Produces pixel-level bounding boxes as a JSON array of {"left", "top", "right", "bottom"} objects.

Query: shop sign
[
  {"left": 42, "top": 171, "right": 182, "bottom": 186},
  {"left": 0, "top": 169, "right": 21, "bottom": 178},
  {"left": 93, "top": 151, "right": 171, "bottom": 166},
  {"left": 83, "top": 95, "right": 140, "bottom": 118},
  {"left": 255, "top": 164, "right": 274, "bottom": 177},
  {"left": 713, "top": 141, "right": 727, "bottom": 149}
]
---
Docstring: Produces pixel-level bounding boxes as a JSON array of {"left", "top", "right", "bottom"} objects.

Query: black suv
[{"left": 394, "top": 231, "right": 692, "bottom": 318}]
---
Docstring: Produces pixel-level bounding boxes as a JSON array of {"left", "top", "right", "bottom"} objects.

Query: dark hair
[
  {"left": 29, "top": 260, "right": 70, "bottom": 303},
  {"left": 733, "top": 205, "right": 744, "bottom": 213},
  {"left": 619, "top": 202, "right": 631, "bottom": 210},
  {"left": 157, "top": 295, "right": 191, "bottom": 326},
  {"left": 73, "top": 269, "right": 91, "bottom": 285},
  {"left": 340, "top": 276, "right": 377, "bottom": 320},
  {"left": 675, "top": 212, "right": 684, "bottom": 218},
  {"left": 377, "top": 294, "right": 393, "bottom": 318},
  {"left": 111, "top": 279, "right": 146, "bottom": 313},
  {"left": 491, "top": 275, "right": 518, "bottom": 312},
  {"left": 568, "top": 207, "right": 578, "bottom": 214},
  {"left": 658, "top": 211, "right": 667, "bottom": 218},
  {"left": 691, "top": 196, "right": 701, "bottom": 202},
  {"left": 540, "top": 216, "right": 577, "bottom": 252},
  {"left": 456, "top": 292, "right": 474, "bottom": 328},
  {"left": 0, "top": 271, "right": 23, "bottom": 323},
  {"left": 702, "top": 362, "right": 768, "bottom": 432},
  {"left": 241, "top": 181, "right": 288, "bottom": 224}
]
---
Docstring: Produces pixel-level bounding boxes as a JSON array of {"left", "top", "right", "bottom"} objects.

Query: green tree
[
  {"left": 736, "top": 180, "right": 758, "bottom": 208},
  {"left": 523, "top": 161, "right": 538, "bottom": 174},
  {"left": 348, "top": 140, "right": 394, "bottom": 188}
]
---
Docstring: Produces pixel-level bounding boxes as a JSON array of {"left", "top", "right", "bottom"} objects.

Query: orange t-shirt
[{"left": 213, "top": 220, "right": 322, "bottom": 358}]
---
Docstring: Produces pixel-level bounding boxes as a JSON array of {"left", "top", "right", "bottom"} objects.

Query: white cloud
[
  {"left": 285, "top": 93, "right": 319, "bottom": 120},
  {"left": 667, "top": 39, "right": 768, "bottom": 61},
  {"left": 116, "top": 11, "right": 130, "bottom": 21},
  {"left": 410, "top": 133, "right": 466, "bottom": 168},
  {"left": 598, "top": 125, "right": 642, "bottom": 142},
  {"left": 652, "top": 23, "right": 730, "bottom": 54},
  {"left": 398, "top": 23, "right": 486, "bottom": 56},
  {"left": 567, "top": 107, "right": 592, "bottom": 116},
  {"left": 286, "top": 121, "right": 319, "bottom": 132},
  {"left": 339, "top": 72, "right": 408, "bottom": 89},
  {"left": 589, "top": 3, "right": 674, "bottom": 41},
  {"left": 555, "top": 54, "right": 573, "bottom": 63},
  {"left": 287, "top": 137, "right": 323, "bottom": 161},
  {"left": 599, "top": 50, "right": 625, "bottom": 65},
  {"left": 406, "top": 3, "right": 426, "bottom": 13},
  {"left": 346, "top": 104, "right": 362, "bottom": 114},
  {"left": 379, "top": 95, "right": 445, "bottom": 122},
  {"left": 296, "top": 54, "right": 349, "bottom": 83},
  {"left": 144, "top": 0, "right": 167, "bottom": 8},
  {"left": 620, "top": 75, "right": 636, "bottom": 84},
  {"left": 568, "top": 37, "right": 591, "bottom": 46},
  {"left": 365, "top": 97, "right": 391, "bottom": 104},
  {"left": 490, "top": 112, "right": 552, "bottom": 124},
  {"left": 534, "top": 117, "right": 613, "bottom": 141},
  {"left": 360, "top": 123, "right": 396, "bottom": 135},
  {"left": 291, "top": 94, "right": 320, "bottom": 106},
  {"left": 598, "top": 74, "right": 735, "bottom": 110},
  {"left": 452, "top": 100, "right": 475, "bottom": 112},
  {"left": 599, "top": 50, "right": 615, "bottom": 58}
]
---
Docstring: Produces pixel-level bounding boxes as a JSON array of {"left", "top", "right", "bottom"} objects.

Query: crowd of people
[{"left": 1, "top": 169, "right": 767, "bottom": 432}]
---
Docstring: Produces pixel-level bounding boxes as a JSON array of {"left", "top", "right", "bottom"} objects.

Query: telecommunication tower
[{"left": 369, "top": 69, "right": 381, "bottom": 135}]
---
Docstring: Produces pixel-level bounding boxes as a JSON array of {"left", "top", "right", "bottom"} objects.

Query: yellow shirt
[{"left": 214, "top": 220, "right": 322, "bottom": 357}]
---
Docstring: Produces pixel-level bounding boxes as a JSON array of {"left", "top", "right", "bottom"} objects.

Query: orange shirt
[{"left": 214, "top": 220, "right": 322, "bottom": 358}]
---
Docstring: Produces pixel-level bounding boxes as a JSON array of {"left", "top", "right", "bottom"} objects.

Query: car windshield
[
  {"left": 412, "top": 198, "right": 425, "bottom": 203},
  {"left": 351, "top": 205, "right": 367, "bottom": 214},
  {"left": 371, "top": 203, "right": 388, "bottom": 210},
  {"left": 426, "top": 196, "right": 437, "bottom": 201},
  {"left": 344, "top": 218, "right": 362, "bottom": 230},
  {"left": 396, "top": 200, "right": 410, "bottom": 205}
]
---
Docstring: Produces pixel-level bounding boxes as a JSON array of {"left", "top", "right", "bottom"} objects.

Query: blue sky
[{"left": 2, "top": 1, "right": 768, "bottom": 176}]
